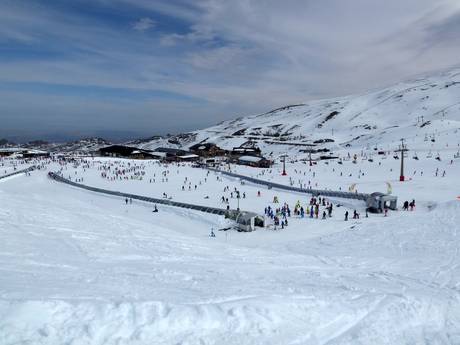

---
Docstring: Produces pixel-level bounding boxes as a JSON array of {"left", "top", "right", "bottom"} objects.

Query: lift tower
[
  {"left": 395, "top": 138, "right": 408, "bottom": 181},
  {"left": 281, "top": 155, "right": 287, "bottom": 176}
]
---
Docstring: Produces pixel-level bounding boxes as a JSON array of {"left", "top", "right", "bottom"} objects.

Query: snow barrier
[
  {"left": 0, "top": 166, "right": 35, "bottom": 180},
  {"left": 207, "top": 168, "right": 370, "bottom": 201},
  {"left": 47, "top": 172, "right": 229, "bottom": 216}
]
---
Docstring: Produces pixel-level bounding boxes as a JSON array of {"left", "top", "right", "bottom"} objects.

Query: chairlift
[
  {"left": 412, "top": 152, "right": 419, "bottom": 160},
  {"left": 454, "top": 151, "right": 460, "bottom": 159},
  {"left": 426, "top": 150, "right": 433, "bottom": 158},
  {"left": 435, "top": 152, "right": 441, "bottom": 161}
]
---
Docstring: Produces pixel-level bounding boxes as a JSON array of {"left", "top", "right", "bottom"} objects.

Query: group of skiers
[
  {"left": 402, "top": 199, "right": 416, "bottom": 211},
  {"left": 344, "top": 209, "right": 362, "bottom": 221},
  {"left": 99, "top": 161, "right": 147, "bottom": 181},
  {"left": 291, "top": 196, "right": 334, "bottom": 220},
  {"left": 264, "top": 205, "right": 289, "bottom": 229},
  {"left": 264, "top": 195, "right": 337, "bottom": 229}
]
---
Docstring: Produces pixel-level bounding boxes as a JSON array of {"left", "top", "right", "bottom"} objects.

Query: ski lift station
[
  {"left": 226, "top": 210, "right": 265, "bottom": 232},
  {"left": 366, "top": 192, "right": 398, "bottom": 213}
]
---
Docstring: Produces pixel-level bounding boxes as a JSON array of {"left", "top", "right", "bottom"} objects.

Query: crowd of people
[
  {"left": 2, "top": 150, "right": 452, "bottom": 235},
  {"left": 263, "top": 195, "right": 338, "bottom": 230}
]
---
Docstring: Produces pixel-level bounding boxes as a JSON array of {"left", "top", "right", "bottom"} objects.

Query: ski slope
[
  {"left": 1, "top": 157, "right": 460, "bottom": 344},
  {"left": 136, "top": 68, "right": 460, "bottom": 158}
]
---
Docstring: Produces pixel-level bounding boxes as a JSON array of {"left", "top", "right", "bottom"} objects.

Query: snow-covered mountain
[{"left": 137, "top": 68, "right": 460, "bottom": 157}]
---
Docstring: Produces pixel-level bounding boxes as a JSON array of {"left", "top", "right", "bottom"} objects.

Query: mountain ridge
[{"left": 133, "top": 67, "right": 460, "bottom": 157}]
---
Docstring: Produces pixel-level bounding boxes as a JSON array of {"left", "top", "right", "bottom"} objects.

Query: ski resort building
[
  {"left": 236, "top": 155, "right": 273, "bottom": 168},
  {"left": 176, "top": 154, "right": 200, "bottom": 162},
  {"left": 189, "top": 143, "right": 227, "bottom": 157},
  {"left": 99, "top": 145, "right": 161, "bottom": 159},
  {"left": 153, "top": 148, "right": 200, "bottom": 162},
  {"left": 231, "top": 147, "right": 262, "bottom": 156}
]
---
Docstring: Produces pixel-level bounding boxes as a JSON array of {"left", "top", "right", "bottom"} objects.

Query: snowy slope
[
  {"left": 137, "top": 68, "right": 460, "bottom": 157},
  {"left": 1, "top": 161, "right": 460, "bottom": 344}
]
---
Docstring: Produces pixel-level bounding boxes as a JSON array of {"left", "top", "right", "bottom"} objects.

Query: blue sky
[{"left": 1, "top": 0, "right": 460, "bottom": 142}]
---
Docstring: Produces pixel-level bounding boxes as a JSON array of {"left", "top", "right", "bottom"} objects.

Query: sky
[{"left": 1, "top": 0, "right": 460, "bottom": 142}]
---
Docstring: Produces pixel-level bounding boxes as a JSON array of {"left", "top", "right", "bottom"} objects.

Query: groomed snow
[{"left": 1, "top": 154, "right": 460, "bottom": 344}]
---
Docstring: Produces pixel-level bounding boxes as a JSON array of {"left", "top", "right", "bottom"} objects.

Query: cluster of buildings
[
  {"left": 0, "top": 148, "right": 50, "bottom": 158},
  {"left": 0, "top": 141, "right": 273, "bottom": 168},
  {"left": 98, "top": 143, "right": 273, "bottom": 168}
]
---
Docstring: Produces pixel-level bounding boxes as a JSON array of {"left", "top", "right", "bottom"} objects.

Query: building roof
[
  {"left": 152, "top": 151, "right": 167, "bottom": 158},
  {"left": 369, "top": 192, "right": 397, "bottom": 201},
  {"left": 233, "top": 147, "right": 258, "bottom": 152},
  {"left": 238, "top": 155, "right": 263, "bottom": 163},
  {"left": 179, "top": 154, "right": 199, "bottom": 159},
  {"left": 99, "top": 145, "right": 136, "bottom": 155},
  {"left": 226, "top": 210, "right": 263, "bottom": 225},
  {"left": 100, "top": 145, "right": 157, "bottom": 157}
]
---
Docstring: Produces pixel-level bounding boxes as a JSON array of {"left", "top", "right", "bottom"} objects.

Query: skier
[
  {"left": 403, "top": 201, "right": 409, "bottom": 211},
  {"left": 345, "top": 211, "right": 349, "bottom": 221}
]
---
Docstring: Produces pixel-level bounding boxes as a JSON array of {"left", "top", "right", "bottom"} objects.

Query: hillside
[{"left": 137, "top": 68, "right": 460, "bottom": 157}]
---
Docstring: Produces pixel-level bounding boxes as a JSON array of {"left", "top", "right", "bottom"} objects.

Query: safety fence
[
  {"left": 48, "top": 172, "right": 229, "bottom": 216},
  {"left": 207, "top": 168, "right": 370, "bottom": 201},
  {"left": 0, "top": 166, "right": 36, "bottom": 180}
]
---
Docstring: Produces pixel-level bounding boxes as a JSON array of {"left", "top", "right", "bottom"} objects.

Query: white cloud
[
  {"left": 132, "top": 17, "right": 155, "bottom": 32},
  {"left": 1, "top": 0, "right": 460, "bottom": 138}
]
